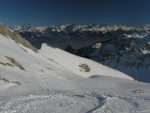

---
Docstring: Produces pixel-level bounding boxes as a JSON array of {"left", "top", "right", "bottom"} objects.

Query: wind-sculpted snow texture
[{"left": 1, "top": 92, "right": 150, "bottom": 113}]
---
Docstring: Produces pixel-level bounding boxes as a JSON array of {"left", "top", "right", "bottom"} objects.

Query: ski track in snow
[{"left": 0, "top": 92, "right": 150, "bottom": 113}]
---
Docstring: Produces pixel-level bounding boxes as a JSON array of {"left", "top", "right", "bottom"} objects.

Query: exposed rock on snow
[{"left": 79, "top": 64, "right": 91, "bottom": 72}]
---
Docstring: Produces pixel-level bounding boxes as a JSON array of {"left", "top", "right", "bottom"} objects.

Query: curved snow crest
[{"left": 39, "top": 44, "right": 133, "bottom": 80}]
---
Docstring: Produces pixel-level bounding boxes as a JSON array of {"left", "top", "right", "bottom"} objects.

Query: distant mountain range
[{"left": 10, "top": 24, "right": 150, "bottom": 82}]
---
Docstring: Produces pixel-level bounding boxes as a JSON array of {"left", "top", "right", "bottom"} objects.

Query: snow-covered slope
[
  {"left": 1, "top": 26, "right": 150, "bottom": 113},
  {"left": 39, "top": 44, "right": 133, "bottom": 80},
  {"left": 0, "top": 28, "right": 134, "bottom": 93},
  {"left": 0, "top": 33, "right": 133, "bottom": 80}
]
